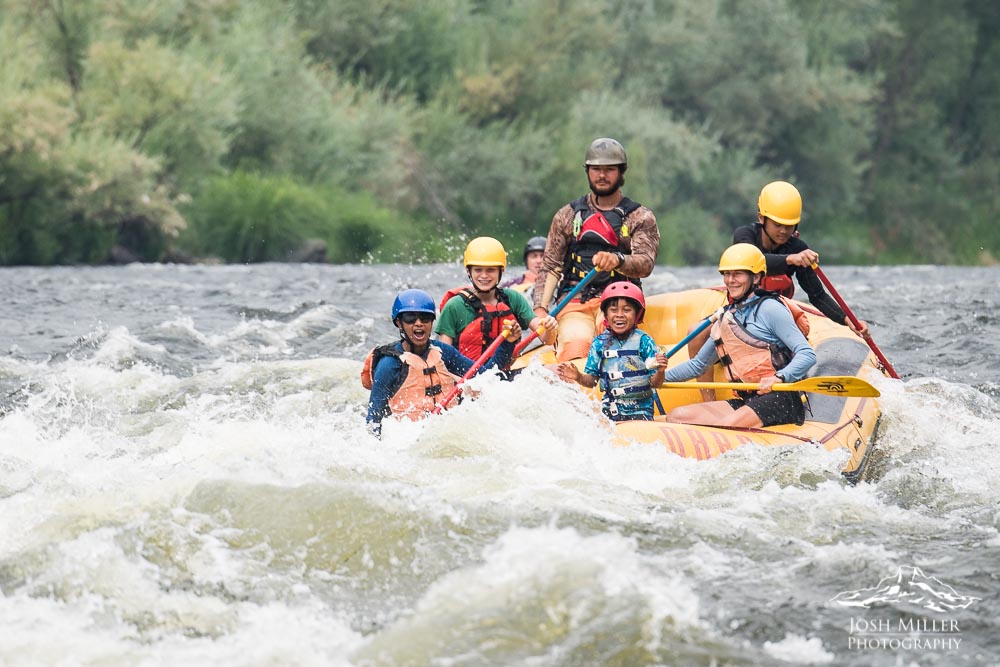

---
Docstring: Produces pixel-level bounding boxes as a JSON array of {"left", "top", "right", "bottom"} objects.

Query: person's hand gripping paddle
[
  {"left": 512, "top": 268, "right": 601, "bottom": 359},
  {"left": 433, "top": 320, "right": 514, "bottom": 414},
  {"left": 812, "top": 262, "right": 900, "bottom": 379}
]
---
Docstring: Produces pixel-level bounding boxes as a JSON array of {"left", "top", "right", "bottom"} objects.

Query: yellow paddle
[{"left": 659, "top": 376, "right": 880, "bottom": 397}]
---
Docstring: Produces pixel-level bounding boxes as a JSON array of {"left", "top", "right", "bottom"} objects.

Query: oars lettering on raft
[
  {"left": 658, "top": 375, "right": 881, "bottom": 397},
  {"left": 811, "top": 262, "right": 900, "bottom": 379},
  {"left": 432, "top": 321, "right": 513, "bottom": 414},
  {"left": 512, "top": 267, "right": 601, "bottom": 359}
]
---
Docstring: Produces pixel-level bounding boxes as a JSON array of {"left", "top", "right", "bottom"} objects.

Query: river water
[{"left": 1, "top": 263, "right": 998, "bottom": 667}]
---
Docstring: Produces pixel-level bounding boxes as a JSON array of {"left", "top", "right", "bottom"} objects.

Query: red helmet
[{"left": 600, "top": 282, "right": 645, "bottom": 323}]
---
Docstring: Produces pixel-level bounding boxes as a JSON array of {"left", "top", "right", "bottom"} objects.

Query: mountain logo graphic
[{"left": 830, "top": 566, "right": 980, "bottom": 613}]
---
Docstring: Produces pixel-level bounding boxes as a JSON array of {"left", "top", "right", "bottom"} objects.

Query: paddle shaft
[
  {"left": 512, "top": 267, "right": 600, "bottom": 358},
  {"left": 812, "top": 265, "right": 900, "bottom": 379},
  {"left": 433, "top": 327, "right": 510, "bottom": 414},
  {"left": 659, "top": 375, "right": 880, "bottom": 397},
  {"left": 660, "top": 308, "right": 722, "bottom": 358},
  {"left": 652, "top": 308, "right": 722, "bottom": 415}
]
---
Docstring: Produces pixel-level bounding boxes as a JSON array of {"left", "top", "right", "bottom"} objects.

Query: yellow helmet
[
  {"left": 757, "top": 181, "right": 802, "bottom": 225},
  {"left": 718, "top": 243, "right": 766, "bottom": 275},
  {"left": 463, "top": 237, "right": 507, "bottom": 268}
]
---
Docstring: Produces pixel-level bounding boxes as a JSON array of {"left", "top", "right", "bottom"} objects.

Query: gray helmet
[
  {"left": 523, "top": 236, "right": 546, "bottom": 263},
  {"left": 584, "top": 138, "right": 627, "bottom": 170}
]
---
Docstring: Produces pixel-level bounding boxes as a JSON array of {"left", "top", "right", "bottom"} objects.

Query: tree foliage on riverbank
[{"left": 1, "top": 0, "right": 996, "bottom": 266}]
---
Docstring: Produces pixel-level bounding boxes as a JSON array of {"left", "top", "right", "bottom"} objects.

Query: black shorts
[{"left": 727, "top": 391, "right": 805, "bottom": 427}]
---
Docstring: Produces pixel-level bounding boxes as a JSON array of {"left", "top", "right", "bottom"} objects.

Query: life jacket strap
[
  {"left": 610, "top": 385, "right": 654, "bottom": 398},
  {"left": 602, "top": 348, "right": 641, "bottom": 359},
  {"left": 604, "top": 368, "right": 648, "bottom": 381}
]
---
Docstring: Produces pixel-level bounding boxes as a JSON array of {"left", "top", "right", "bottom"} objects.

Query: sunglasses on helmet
[{"left": 398, "top": 312, "right": 435, "bottom": 325}]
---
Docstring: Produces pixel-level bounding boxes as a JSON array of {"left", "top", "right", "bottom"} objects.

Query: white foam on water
[
  {"left": 763, "top": 633, "right": 835, "bottom": 664},
  {"left": 155, "top": 316, "right": 212, "bottom": 346},
  {"left": 4, "top": 309, "right": 1000, "bottom": 665},
  {"left": 872, "top": 376, "right": 1000, "bottom": 512},
  {"left": 0, "top": 581, "right": 362, "bottom": 667},
  {"left": 90, "top": 325, "right": 170, "bottom": 365},
  {"left": 353, "top": 524, "right": 703, "bottom": 665}
]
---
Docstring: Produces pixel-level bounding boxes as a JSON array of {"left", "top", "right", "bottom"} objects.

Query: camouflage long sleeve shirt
[{"left": 532, "top": 193, "right": 660, "bottom": 310}]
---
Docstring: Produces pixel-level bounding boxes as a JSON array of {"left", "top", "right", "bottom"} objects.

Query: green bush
[{"left": 180, "top": 171, "right": 450, "bottom": 263}]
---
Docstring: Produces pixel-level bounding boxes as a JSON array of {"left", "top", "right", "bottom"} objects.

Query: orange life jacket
[
  {"left": 508, "top": 270, "right": 537, "bottom": 293},
  {"left": 711, "top": 296, "right": 810, "bottom": 384},
  {"left": 361, "top": 344, "right": 459, "bottom": 418}
]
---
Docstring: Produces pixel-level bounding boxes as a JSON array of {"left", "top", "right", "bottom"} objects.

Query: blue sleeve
[
  {"left": 489, "top": 340, "right": 516, "bottom": 370},
  {"left": 366, "top": 355, "right": 404, "bottom": 436},
  {"left": 664, "top": 336, "right": 719, "bottom": 382},
  {"left": 583, "top": 337, "right": 604, "bottom": 378},
  {"left": 438, "top": 341, "right": 473, "bottom": 375},
  {"left": 436, "top": 339, "right": 516, "bottom": 375},
  {"left": 757, "top": 300, "right": 816, "bottom": 381}
]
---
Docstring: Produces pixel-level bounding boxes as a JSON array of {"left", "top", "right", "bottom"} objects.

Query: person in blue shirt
[
  {"left": 664, "top": 244, "right": 816, "bottom": 428},
  {"left": 361, "top": 289, "right": 521, "bottom": 437},
  {"left": 556, "top": 282, "right": 667, "bottom": 421}
]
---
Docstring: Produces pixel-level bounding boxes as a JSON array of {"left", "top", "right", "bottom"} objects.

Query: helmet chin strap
[
  {"left": 397, "top": 325, "right": 412, "bottom": 346},
  {"left": 468, "top": 270, "right": 501, "bottom": 294},
  {"left": 398, "top": 324, "right": 423, "bottom": 351},
  {"left": 760, "top": 219, "right": 798, "bottom": 248},
  {"left": 728, "top": 274, "right": 761, "bottom": 305},
  {"left": 760, "top": 221, "right": 784, "bottom": 249}
]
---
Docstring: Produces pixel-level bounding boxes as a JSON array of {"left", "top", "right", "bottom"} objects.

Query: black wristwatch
[{"left": 615, "top": 252, "right": 626, "bottom": 268}]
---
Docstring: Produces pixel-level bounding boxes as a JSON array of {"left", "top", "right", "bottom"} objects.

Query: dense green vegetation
[{"left": 1, "top": 0, "right": 997, "bottom": 266}]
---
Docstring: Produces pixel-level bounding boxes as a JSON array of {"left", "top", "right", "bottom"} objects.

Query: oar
[
  {"left": 658, "top": 307, "right": 724, "bottom": 359},
  {"left": 811, "top": 264, "right": 900, "bottom": 379},
  {"left": 648, "top": 307, "right": 724, "bottom": 415},
  {"left": 658, "top": 375, "right": 880, "bottom": 397},
  {"left": 432, "top": 322, "right": 513, "bottom": 414},
  {"left": 512, "top": 267, "right": 601, "bottom": 358}
]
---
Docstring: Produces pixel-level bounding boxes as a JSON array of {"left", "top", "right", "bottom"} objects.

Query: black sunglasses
[{"left": 398, "top": 312, "right": 435, "bottom": 325}]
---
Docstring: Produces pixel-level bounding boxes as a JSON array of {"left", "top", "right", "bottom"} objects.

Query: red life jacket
[
  {"left": 562, "top": 195, "right": 642, "bottom": 300},
  {"left": 360, "top": 344, "right": 459, "bottom": 418},
  {"left": 711, "top": 296, "right": 810, "bottom": 384},
  {"left": 761, "top": 274, "right": 795, "bottom": 298},
  {"left": 441, "top": 287, "right": 516, "bottom": 360}
]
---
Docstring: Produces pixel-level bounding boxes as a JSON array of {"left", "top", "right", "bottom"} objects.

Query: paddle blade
[
  {"left": 659, "top": 375, "right": 880, "bottom": 398},
  {"left": 792, "top": 376, "right": 881, "bottom": 397}
]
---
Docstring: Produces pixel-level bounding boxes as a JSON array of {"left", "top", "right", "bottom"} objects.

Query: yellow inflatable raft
[{"left": 512, "top": 288, "right": 888, "bottom": 483}]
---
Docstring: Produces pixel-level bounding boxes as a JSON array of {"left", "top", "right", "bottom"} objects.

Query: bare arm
[
  {"left": 556, "top": 361, "right": 597, "bottom": 388},
  {"left": 532, "top": 206, "right": 573, "bottom": 310}
]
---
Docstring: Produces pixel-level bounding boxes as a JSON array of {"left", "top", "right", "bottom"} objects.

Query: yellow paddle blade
[{"left": 659, "top": 376, "right": 880, "bottom": 397}]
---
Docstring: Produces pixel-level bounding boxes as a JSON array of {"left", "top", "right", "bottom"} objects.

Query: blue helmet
[{"left": 391, "top": 289, "right": 436, "bottom": 323}]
